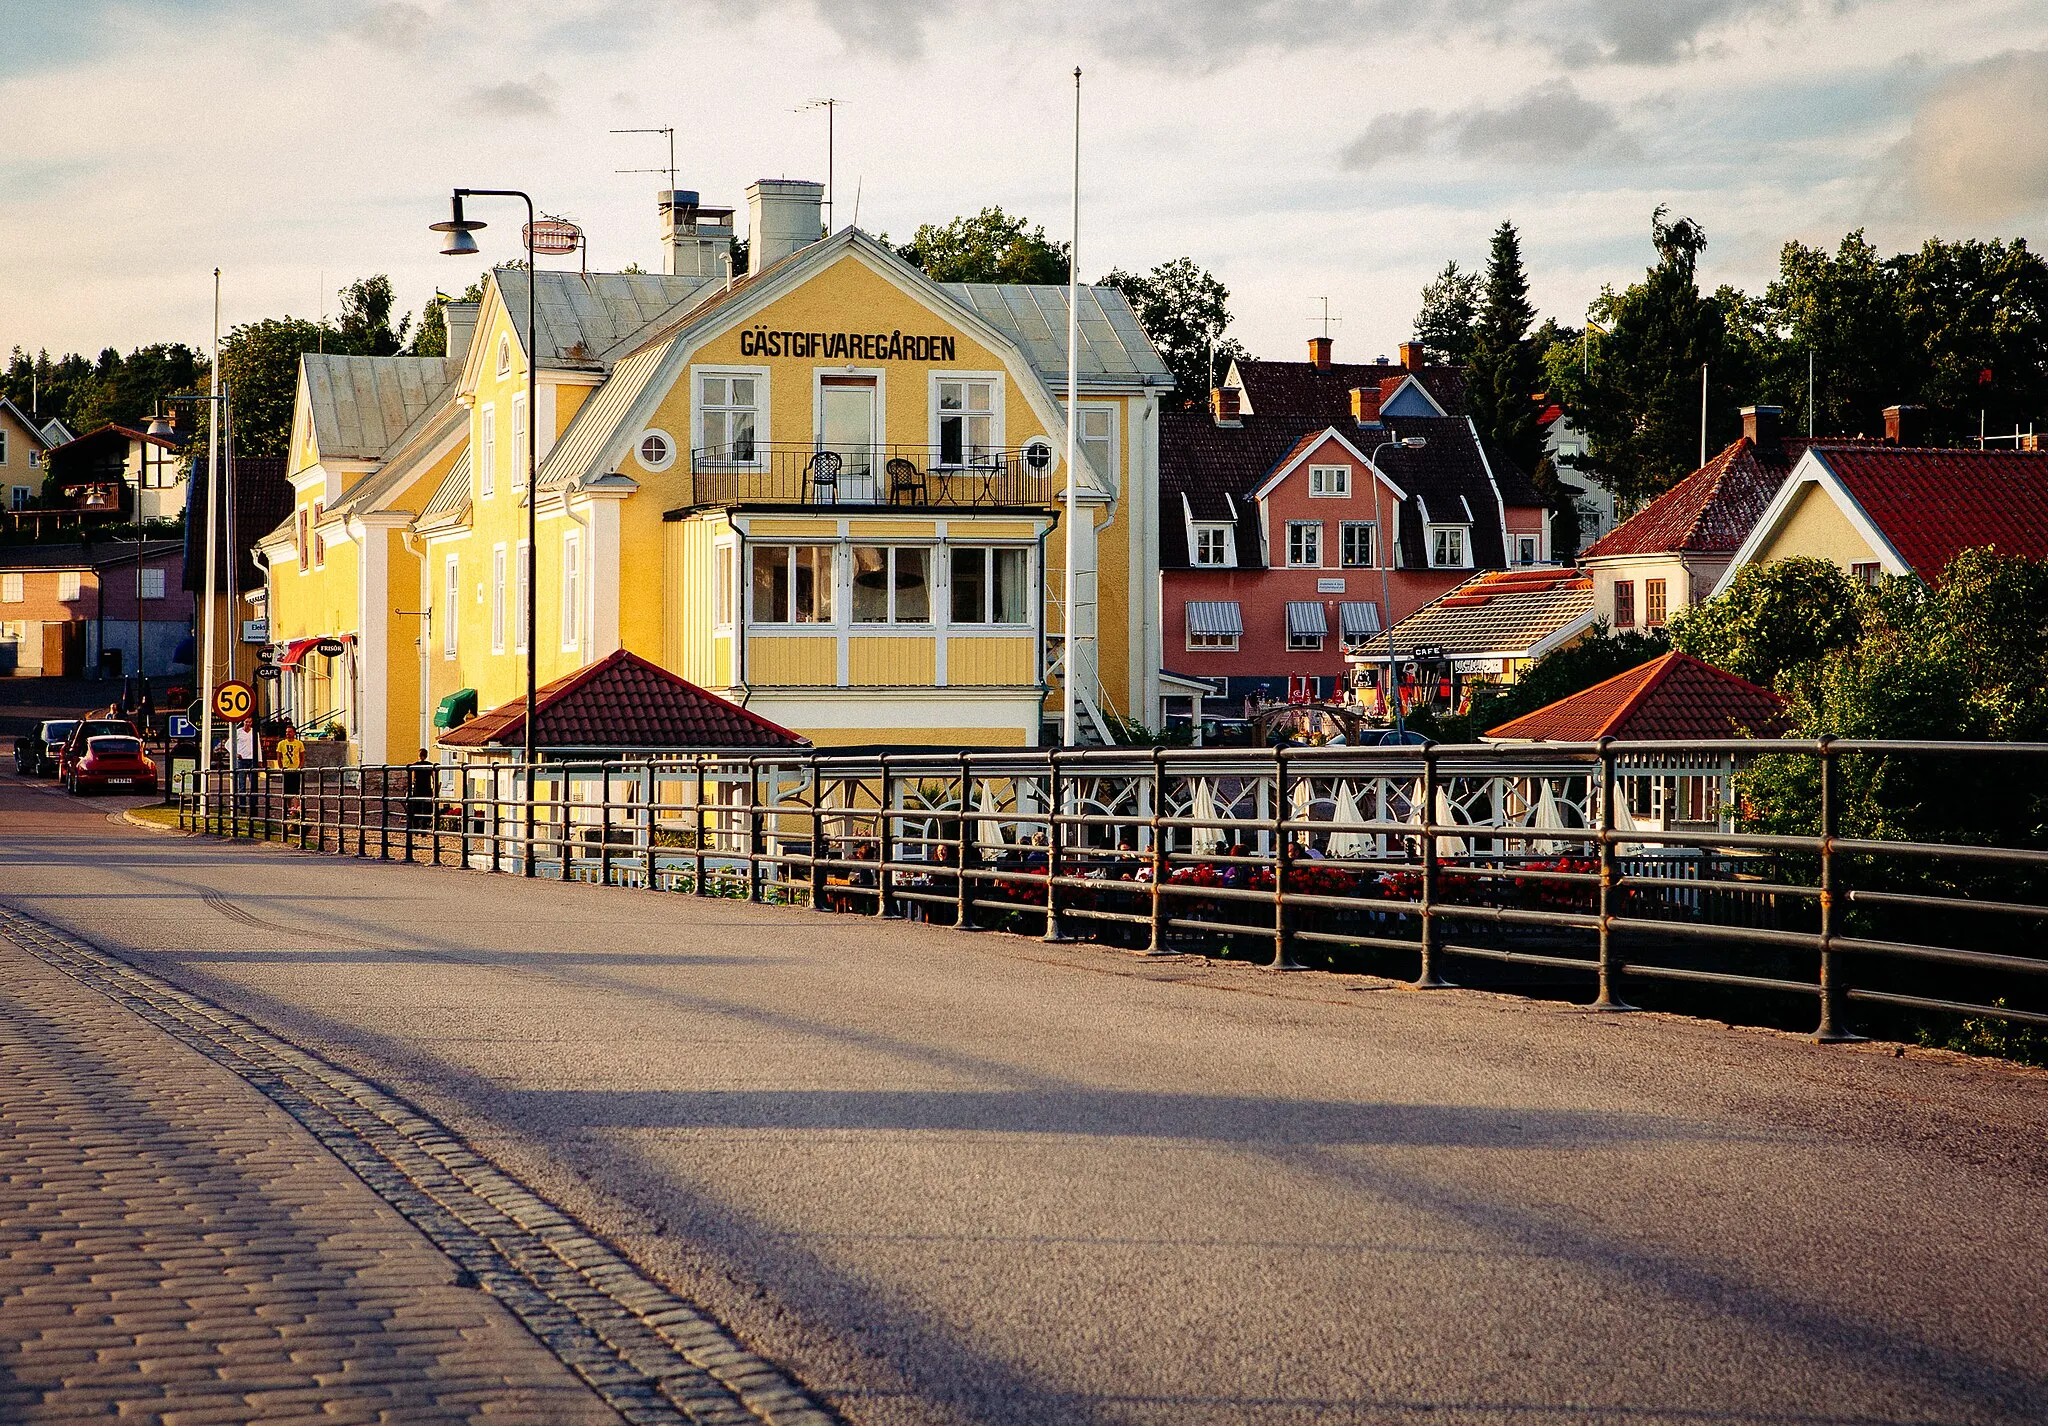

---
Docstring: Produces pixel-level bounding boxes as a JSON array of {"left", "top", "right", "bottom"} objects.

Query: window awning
[
  {"left": 433, "top": 688, "right": 478, "bottom": 730},
  {"left": 277, "top": 637, "right": 322, "bottom": 670},
  {"left": 1286, "top": 601, "right": 1328, "bottom": 637},
  {"left": 1185, "top": 600, "right": 1243, "bottom": 637},
  {"left": 1340, "top": 601, "right": 1383, "bottom": 637}
]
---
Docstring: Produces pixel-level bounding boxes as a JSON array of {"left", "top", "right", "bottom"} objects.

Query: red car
[
  {"left": 66, "top": 735, "right": 158, "bottom": 796},
  {"left": 56, "top": 718, "right": 138, "bottom": 784}
]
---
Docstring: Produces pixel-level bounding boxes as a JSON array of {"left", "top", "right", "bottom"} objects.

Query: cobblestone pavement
[{"left": 5, "top": 767, "right": 2048, "bottom": 1425}]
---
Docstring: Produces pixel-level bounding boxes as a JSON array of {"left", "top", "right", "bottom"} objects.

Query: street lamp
[
  {"left": 154, "top": 385, "right": 233, "bottom": 801},
  {"left": 1369, "top": 435, "right": 1427, "bottom": 737},
  {"left": 433, "top": 187, "right": 539, "bottom": 872}
]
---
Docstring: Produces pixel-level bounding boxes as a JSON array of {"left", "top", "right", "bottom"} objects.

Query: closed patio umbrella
[
  {"left": 1433, "top": 785, "right": 1467, "bottom": 860},
  {"left": 1329, "top": 781, "right": 1373, "bottom": 860},
  {"left": 976, "top": 779, "right": 1007, "bottom": 856},
  {"left": 1533, "top": 779, "right": 1565, "bottom": 856},
  {"left": 1190, "top": 779, "right": 1224, "bottom": 856}
]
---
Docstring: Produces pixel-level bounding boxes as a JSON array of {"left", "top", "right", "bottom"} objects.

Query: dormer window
[
  {"left": 1192, "top": 524, "right": 1235, "bottom": 568},
  {"left": 1308, "top": 465, "right": 1350, "bottom": 497},
  {"left": 1429, "top": 525, "right": 1469, "bottom": 569}
]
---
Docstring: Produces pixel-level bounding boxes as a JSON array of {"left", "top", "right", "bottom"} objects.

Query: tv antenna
[
  {"left": 796, "top": 98, "right": 841, "bottom": 231},
  {"left": 612, "top": 126, "right": 677, "bottom": 196},
  {"left": 1310, "top": 297, "right": 1342, "bottom": 339}
]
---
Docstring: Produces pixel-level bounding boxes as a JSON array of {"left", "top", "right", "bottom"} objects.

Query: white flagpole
[{"left": 1063, "top": 65, "right": 1081, "bottom": 747}]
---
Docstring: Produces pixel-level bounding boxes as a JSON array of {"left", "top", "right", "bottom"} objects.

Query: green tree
[
  {"left": 1413, "top": 260, "right": 1480, "bottom": 365},
  {"left": 333, "top": 275, "right": 411, "bottom": 357},
  {"left": 895, "top": 207, "right": 1069, "bottom": 284},
  {"left": 1562, "top": 208, "right": 1746, "bottom": 502},
  {"left": 1665, "top": 556, "right": 1863, "bottom": 689},
  {"left": 1466, "top": 221, "right": 1545, "bottom": 479},
  {"left": 216, "top": 317, "right": 329, "bottom": 458},
  {"left": 408, "top": 277, "right": 489, "bottom": 358},
  {"left": 1896, "top": 237, "right": 2048, "bottom": 444},
  {"left": 4, "top": 342, "right": 204, "bottom": 435},
  {"left": 1097, "top": 257, "right": 1247, "bottom": 404}
]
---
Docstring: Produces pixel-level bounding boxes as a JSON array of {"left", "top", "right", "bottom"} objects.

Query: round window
[
  {"left": 637, "top": 430, "right": 675, "bottom": 471},
  {"left": 1022, "top": 436, "right": 1056, "bottom": 473}
]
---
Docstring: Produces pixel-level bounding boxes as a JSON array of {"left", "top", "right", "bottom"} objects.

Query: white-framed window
[
  {"left": 935, "top": 377, "right": 998, "bottom": 466},
  {"left": 697, "top": 372, "right": 760, "bottom": 463},
  {"left": 1288, "top": 631, "right": 1324, "bottom": 652},
  {"left": 1341, "top": 522, "right": 1376, "bottom": 568},
  {"left": 510, "top": 392, "right": 528, "bottom": 490},
  {"left": 1192, "top": 524, "right": 1235, "bottom": 568},
  {"left": 296, "top": 508, "right": 309, "bottom": 569},
  {"left": 949, "top": 546, "right": 1030, "bottom": 625},
  {"left": 1429, "top": 525, "right": 1469, "bottom": 568},
  {"left": 9, "top": 486, "right": 27, "bottom": 509},
  {"left": 0, "top": 573, "right": 20, "bottom": 603},
  {"left": 496, "top": 333, "right": 512, "bottom": 377},
  {"left": 1286, "top": 521, "right": 1322, "bottom": 568},
  {"left": 312, "top": 502, "right": 325, "bottom": 567},
  {"left": 1516, "top": 534, "right": 1539, "bottom": 565},
  {"left": 479, "top": 405, "right": 496, "bottom": 498},
  {"left": 138, "top": 567, "right": 165, "bottom": 600},
  {"left": 0, "top": 429, "right": 8, "bottom": 464},
  {"left": 714, "top": 542, "right": 734, "bottom": 627},
  {"left": 636, "top": 429, "right": 676, "bottom": 472},
  {"left": 1187, "top": 629, "right": 1237, "bottom": 651},
  {"left": 561, "top": 531, "right": 580, "bottom": 649},
  {"left": 27, "top": 449, "right": 38, "bottom": 469},
  {"left": 1308, "top": 464, "right": 1350, "bottom": 497},
  {"left": 852, "top": 546, "right": 932, "bottom": 624},
  {"left": 1076, "top": 404, "right": 1116, "bottom": 488},
  {"left": 491, "top": 544, "right": 507, "bottom": 652},
  {"left": 751, "top": 545, "right": 834, "bottom": 624},
  {"left": 514, "top": 541, "right": 529, "bottom": 653},
  {"left": 57, "top": 571, "right": 81, "bottom": 602},
  {"left": 444, "top": 556, "right": 460, "bottom": 658}
]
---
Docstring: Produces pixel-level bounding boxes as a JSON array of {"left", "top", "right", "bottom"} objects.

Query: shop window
[
  {"left": 1614, "top": 580, "right": 1635, "bottom": 628},
  {"left": 1308, "top": 465, "right": 1349, "bottom": 497},
  {"left": 1428, "top": 525, "right": 1468, "bottom": 568},
  {"left": 950, "top": 546, "right": 1029, "bottom": 625},
  {"left": 751, "top": 545, "right": 834, "bottom": 624},
  {"left": 1341, "top": 522, "right": 1376, "bottom": 568},
  {"left": 1645, "top": 578, "right": 1667, "bottom": 627},
  {"left": 1286, "top": 521, "right": 1322, "bottom": 567},
  {"left": 698, "top": 374, "right": 758, "bottom": 463},
  {"left": 1192, "top": 524, "right": 1235, "bottom": 568},
  {"left": 852, "top": 546, "right": 931, "bottom": 624},
  {"left": 937, "top": 379, "right": 996, "bottom": 466}
]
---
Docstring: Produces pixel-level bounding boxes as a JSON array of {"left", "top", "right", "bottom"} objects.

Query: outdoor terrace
[{"left": 686, "top": 443, "right": 1057, "bottom": 509}]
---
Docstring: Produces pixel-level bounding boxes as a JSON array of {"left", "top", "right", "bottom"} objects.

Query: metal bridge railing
[{"left": 177, "top": 738, "right": 2048, "bottom": 1044}]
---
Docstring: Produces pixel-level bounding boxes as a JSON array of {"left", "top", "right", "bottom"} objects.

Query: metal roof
[
  {"left": 301, "top": 355, "right": 455, "bottom": 462},
  {"left": 490, "top": 269, "right": 719, "bottom": 371},
  {"left": 537, "top": 340, "right": 671, "bottom": 491},
  {"left": 327, "top": 399, "right": 468, "bottom": 518},
  {"left": 938, "top": 283, "right": 1172, "bottom": 391},
  {"left": 418, "top": 448, "right": 473, "bottom": 526}
]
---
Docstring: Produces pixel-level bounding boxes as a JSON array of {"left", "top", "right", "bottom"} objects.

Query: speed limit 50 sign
[{"left": 213, "top": 681, "right": 254, "bottom": 722}]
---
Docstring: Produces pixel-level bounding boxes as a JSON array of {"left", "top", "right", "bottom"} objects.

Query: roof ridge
[{"left": 1592, "top": 650, "right": 1681, "bottom": 737}]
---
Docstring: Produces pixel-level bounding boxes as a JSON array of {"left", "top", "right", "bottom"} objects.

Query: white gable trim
[
  {"left": 1379, "top": 372, "right": 1448, "bottom": 417},
  {"left": 1250, "top": 426, "right": 1409, "bottom": 503},
  {"left": 1710, "top": 448, "right": 1912, "bottom": 596}
]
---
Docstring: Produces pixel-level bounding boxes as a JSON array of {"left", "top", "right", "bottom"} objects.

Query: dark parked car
[
  {"left": 14, "top": 719, "right": 77, "bottom": 776},
  {"left": 57, "top": 718, "right": 139, "bottom": 784},
  {"left": 66, "top": 735, "right": 157, "bottom": 795}
]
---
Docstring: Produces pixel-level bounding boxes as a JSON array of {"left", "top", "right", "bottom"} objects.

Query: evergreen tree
[
  {"left": 1466, "top": 220, "right": 1546, "bottom": 484},
  {"left": 1413, "top": 261, "right": 1479, "bottom": 365}
]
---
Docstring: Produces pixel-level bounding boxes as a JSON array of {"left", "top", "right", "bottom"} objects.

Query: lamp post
[
  {"left": 152, "top": 380, "right": 232, "bottom": 804},
  {"left": 433, "top": 188, "right": 539, "bottom": 872},
  {"left": 1369, "top": 435, "right": 1427, "bottom": 737}
]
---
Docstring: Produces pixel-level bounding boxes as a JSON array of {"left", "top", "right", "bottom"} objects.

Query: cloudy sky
[{"left": 5, "top": 0, "right": 2047, "bottom": 369}]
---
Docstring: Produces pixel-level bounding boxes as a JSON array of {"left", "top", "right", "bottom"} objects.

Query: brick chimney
[
  {"left": 1211, "top": 386, "right": 1242, "bottom": 427},
  {"left": 1350, "top": 386, "right": 1383, "bottom": 426},
  {"left": 1883, "top": 404, "right": 1927, "bottom": 446},
  {"left": 1399, "top": 340, "right": 1426, "bottom": 371},
  {"left": 1740, "top": 404, "right": 1782, "bottom": 454},
  {"left": 1307, "top": 336, "right": 1333, "bottom": 370}
]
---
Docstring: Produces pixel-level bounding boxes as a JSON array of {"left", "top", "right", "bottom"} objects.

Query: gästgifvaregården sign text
[{"left": 740, "top": 328, "right": 958, "bottom": 361}]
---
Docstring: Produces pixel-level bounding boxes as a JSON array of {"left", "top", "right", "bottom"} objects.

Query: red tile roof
[
  {"left": 1581, "top": 435, "right": 1819, "bottom": 559},
  {"left": 1815, "top": 446, "right": 2048, "bottom": 581},
  {"left": 1483, "top": 652, "right": 1791, "bottom": 743},
  {"left": 1356, "top": 567, "right": 1596, "bottom": 659},
  {"left": 440, "top": 649, "right": 806, "bottom": 750}
]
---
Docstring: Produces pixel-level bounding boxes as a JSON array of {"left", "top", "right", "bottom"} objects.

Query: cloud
[
  {"left": 1540, "top": 0, "right": 1856, "bottom": 67},
  {"left": 806, "top": 0, "right": 927, "bottom": 59},
  {"left": 1343, "top": 81, "right": 1632, "bottom": 171},
  {"left": 341, "top": 1, "right": 434, "bottom": 51},
  {"left": 1883, "top": 48, "right": 2048, "bottom": 224},
  {"left": 467, "top": 79, "right": 554, "bottom": 118}
]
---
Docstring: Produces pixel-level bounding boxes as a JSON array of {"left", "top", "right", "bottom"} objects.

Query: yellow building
[{"left": 264, "top": 180, "right": 1174, "bottom": 759}]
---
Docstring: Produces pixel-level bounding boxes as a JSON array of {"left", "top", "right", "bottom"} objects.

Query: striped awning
[
  {"left": 1340, "top": 601, "right": 1384, "bottom": 637},
  {"left": 1286, "top": 601, "right": 1328, "bottom": 637},
  {"left": 1185, "top": 600, "right": 1243, "bottom": 637}
]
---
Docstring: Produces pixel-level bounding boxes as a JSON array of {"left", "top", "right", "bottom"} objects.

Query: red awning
[{"left": 277, "top": 637, "right": 322, "bottom": 669}]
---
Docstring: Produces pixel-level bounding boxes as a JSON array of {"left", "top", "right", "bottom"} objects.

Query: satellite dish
[{"left": 523, "top": 218, "right": 583, "bottom": 256}]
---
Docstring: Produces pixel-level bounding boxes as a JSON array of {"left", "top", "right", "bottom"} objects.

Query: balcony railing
[{"left": 688, "top": 444, "right": 1055, "bottom": 509}]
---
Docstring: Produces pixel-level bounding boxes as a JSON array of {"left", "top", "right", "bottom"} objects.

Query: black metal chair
[
  {"left": 886, "top": 457, "right": 928, "bottom": 505},
  {"left": 805, "top": 449, "right": 842, "bottom": 502}
]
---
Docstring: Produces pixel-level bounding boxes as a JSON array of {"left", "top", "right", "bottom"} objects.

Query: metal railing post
[
  {"left": 599, "top": 766, "right": 613, "bottom": 887},
  {"left": 694, "top": 760, "right": 708, "bottom": 896},
  {"left": 1043, "top": 752, "right": 1067, "bottom": 942},
  {"left": 1414, "top": 748, "right": 1451, "bottom": 989},
  {"left": 809, "top": 763, "right": 828, "bottom": 911},
  {"left": 1594, "top": 738, "right": 1633, "bottom": 1010},
  {"left": 1815, "top": 736, "right": 1856, "bottom": 1042},
  {"left": 876, "top": 755, "right": 896, "bottom": 917},
  {"left": 1270, "top": 747, "right": 1301, "bottom": 970},
  {"left": 746, "top": 758, "right": 764, "bottom": 904},
  {"left": 1146, "top": 747, "right": 1168, "bottom": 954},
  {"left": 955, "top": 754, "right": 977, "bottom": 930}
]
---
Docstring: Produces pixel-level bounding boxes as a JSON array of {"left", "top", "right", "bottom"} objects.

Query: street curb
[
  {"left": 120, "top": 809, "right": 189, "bottom": 834},
  {"left": 0, "top": 902, "right": 838, "bottom": 1426}
]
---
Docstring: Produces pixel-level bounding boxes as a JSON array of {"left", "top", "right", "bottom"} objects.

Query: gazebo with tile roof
[{"left": 1480, "top": 652, "right": 1791, "bottom": 743}]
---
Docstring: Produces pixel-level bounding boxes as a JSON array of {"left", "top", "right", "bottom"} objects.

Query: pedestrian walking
[
  {"left": 408, "top": 750, "right": 435, "bottom": 831},
  {"left": 277, "top": 724, "right": 305, "bottom": 819},
  {"left": 135, "top": 683, "right": 156, "bottom": 740}
]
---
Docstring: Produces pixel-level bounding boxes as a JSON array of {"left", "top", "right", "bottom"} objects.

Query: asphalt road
[{"left": 3, "top": 759, "right": 2046, "bottom": 1425}]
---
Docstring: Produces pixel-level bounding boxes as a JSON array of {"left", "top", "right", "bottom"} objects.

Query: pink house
[{"left": 1159, "top": 339, "right": 1552, "bottom": 722}]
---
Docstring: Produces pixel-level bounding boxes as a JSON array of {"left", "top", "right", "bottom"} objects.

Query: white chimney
[
  {"left": 660, "top": 190, "right": 735, "bottom": 279},
  {"left": 745, "top": 179, "right": 825, "bottom": 272},
  {"left": 441, "top": 301, "right": 480, "bottom": 365}
]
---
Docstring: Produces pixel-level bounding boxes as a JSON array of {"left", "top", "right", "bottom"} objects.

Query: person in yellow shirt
[{"left": 277, "top": 724, "right": 306, "bottom": 811}]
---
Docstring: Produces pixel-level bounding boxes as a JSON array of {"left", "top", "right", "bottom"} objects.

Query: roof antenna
[
  {"left": 1310, "top": 296, "right": 1342, "bottom": 339},
  {"left": 611, "top": 126, "right": 677, "bottom": 196},
  {"left": 850, "top": 175, "right": 862, "bottom": 231},
  {"left": 796, "top": 98, "right": 841, "bottom": 231}
]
